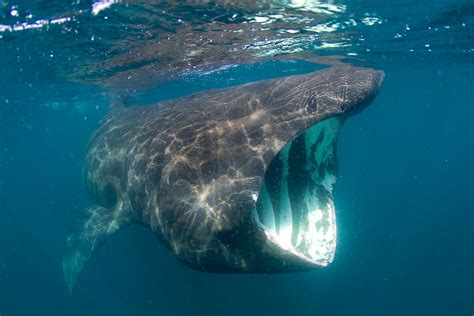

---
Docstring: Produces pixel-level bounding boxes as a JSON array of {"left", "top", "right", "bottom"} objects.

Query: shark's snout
[{"left": 339, "top": 67, "right": 385, "bottom": 115}]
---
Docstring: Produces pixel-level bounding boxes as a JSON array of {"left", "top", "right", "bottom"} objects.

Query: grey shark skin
[{"left": 63, "top": 64, "right": 384, "bottom": 292}]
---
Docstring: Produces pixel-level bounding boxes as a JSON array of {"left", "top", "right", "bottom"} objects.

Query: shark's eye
[
  {"left": 307, "top": 95, "right": 318, "bottom": 111},
  {"left": 254, "top": 117, "right": 341, "bottom": 266}
]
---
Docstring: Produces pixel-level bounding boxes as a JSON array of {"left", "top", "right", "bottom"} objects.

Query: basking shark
[{"left": 63, "top": 64, "right": 384, "bottom": 292}]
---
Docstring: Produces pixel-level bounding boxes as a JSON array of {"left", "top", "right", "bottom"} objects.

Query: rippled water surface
[
  {"left": 0, "top": 1, "right": 473, "bottom": 315},
  {"left": 1, "top": 0, "right": 473, "bottom": 89}
]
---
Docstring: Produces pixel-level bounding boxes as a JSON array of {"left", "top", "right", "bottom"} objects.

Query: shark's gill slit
[{"left": 254, "top": 117, "right": 342, "bottom": 265}]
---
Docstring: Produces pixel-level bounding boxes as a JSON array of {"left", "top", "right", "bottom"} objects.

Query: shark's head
[
  {"left": 162, "top": 64, "right": 384, "bottom": 273},
  {"left": 247, "top": 67, "right": 383, "bottom": 271}
]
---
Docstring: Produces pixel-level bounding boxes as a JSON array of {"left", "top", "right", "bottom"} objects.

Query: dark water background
[{"left": 0, "top": 0, "right": 473, "bottom": 315}]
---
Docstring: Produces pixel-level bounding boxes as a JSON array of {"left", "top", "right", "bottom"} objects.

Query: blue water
[{"left": 0, "top": 1, "right": 473, "bottom": 315}]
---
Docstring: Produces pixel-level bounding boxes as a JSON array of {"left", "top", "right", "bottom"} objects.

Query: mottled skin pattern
[{"left": 64, "top": 64, "right": 384, "bottom": 292}]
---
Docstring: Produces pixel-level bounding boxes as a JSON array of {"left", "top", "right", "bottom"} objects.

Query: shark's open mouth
[{"left": 254, "top": 117, "right": 341, "bottom": 266}]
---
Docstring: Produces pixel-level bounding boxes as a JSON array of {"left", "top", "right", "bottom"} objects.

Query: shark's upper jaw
[{"left": 253, "top": 116, "right": 341, "bottom": 268}]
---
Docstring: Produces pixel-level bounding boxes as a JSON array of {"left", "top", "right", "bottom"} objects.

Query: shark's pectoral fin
[{"left": 63, "top": 204, "right": 136, "bottom": 294}]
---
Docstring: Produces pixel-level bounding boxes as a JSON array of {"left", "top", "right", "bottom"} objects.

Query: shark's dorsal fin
[
  {"left": 109, "top": 94, "right": 126, "bottom": 112},
  {"left": 63, "top": 204, "right": 137, "bottom": 293}
]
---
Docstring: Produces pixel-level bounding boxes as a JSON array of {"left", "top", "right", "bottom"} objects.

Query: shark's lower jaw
[{"left": 254, "top": 117, "right": 341, "bottom": 267}]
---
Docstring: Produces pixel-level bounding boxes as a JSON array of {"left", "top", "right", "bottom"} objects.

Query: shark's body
[{"left": 64, "top": 64, "right": 384, "bottom": 292}]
